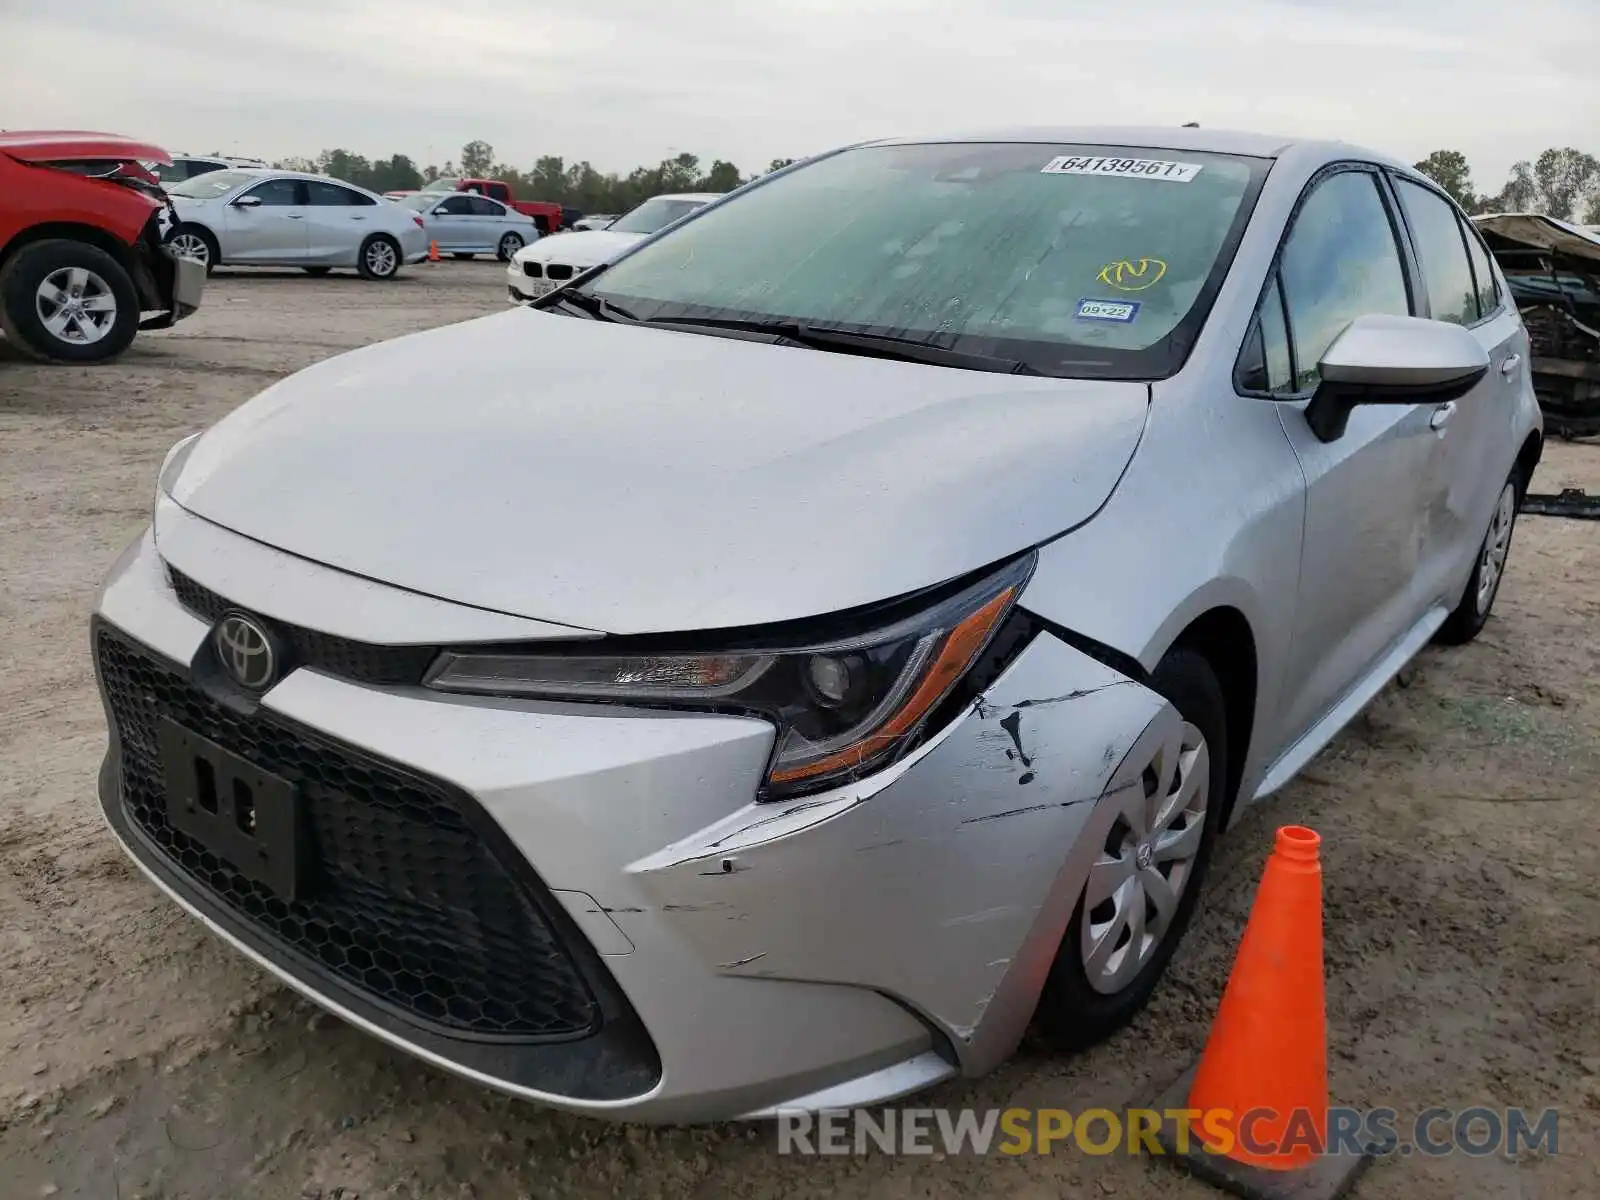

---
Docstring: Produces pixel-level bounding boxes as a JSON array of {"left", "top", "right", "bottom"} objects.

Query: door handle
[
  {"left": 1429, "top": 401, "right": 1457, "bottom": 431},
  {"left": 286, "top": 214, "right": 305, "bottom": 219},
  {"left": 1499, "top": 353, "right": 1521, "bottom": 379}
]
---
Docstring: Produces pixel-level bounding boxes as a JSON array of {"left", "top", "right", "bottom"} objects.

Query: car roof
[
  {"left": 869, "top": 124, "right": 1407, "bottom": 168},
  {"left": 654, "top": 193, "right": 722, "bottom": 202}
]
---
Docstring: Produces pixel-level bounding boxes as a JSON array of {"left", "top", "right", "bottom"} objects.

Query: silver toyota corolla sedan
[
  {"left": 164, "top": 169, "right": 429, "bottom": 279},
  {"left": 93, "top": 126, "right": 1540, "bottom": 1123}
]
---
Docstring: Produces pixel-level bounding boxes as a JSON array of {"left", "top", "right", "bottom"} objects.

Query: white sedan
[
  {"left": 507, "top": 193, "right": 720, "bottom": 301},
  {"left": 396, "top": 192, "right": 540, "bottom": 261},
  {"left": 164, "top": 169, "right": 429, "bottom": 279}
]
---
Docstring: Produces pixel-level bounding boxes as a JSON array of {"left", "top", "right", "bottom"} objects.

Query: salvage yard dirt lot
[{"left": 2, "top": 262, "right": 1597, "bottom": 1199}]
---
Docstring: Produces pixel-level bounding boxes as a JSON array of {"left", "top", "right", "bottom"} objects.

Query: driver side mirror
[
  {"left": 1304, "top": 314, "right": 1489, "bottom": 443},
  {"left": 231, "top": 194, "right": 263, "bottom": 209}
]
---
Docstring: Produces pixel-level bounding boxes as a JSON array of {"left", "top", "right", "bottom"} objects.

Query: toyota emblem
[{"left": 215, "top": 613, "right": 278, "bottom": 691}]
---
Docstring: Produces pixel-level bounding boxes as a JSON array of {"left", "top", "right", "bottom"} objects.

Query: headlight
[{"left": 425, "top": 553, "right": 1036, "bottom": 799}]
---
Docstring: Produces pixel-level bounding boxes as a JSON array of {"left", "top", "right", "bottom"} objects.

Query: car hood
[
  {"left": 0, "top": 130, "right": 172, "bottom": 164},
  {"left": 514, "top": 230, "right": 644, "bottom": 269},
  {"left": 166, "top": 310, "right": 1149, "bottom": 635}
]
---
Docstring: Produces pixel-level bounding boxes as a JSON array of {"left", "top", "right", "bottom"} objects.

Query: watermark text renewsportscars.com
[{"left": 775, "top": 1106, "right": 1561, "bottom": 1158}]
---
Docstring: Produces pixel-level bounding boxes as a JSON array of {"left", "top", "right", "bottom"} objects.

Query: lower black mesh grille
[
  {"left": 166, "top": 568, "right": 437, "bottom": 686},
  {"left": 96, "top": 626, "right": 600, "bottom": 1041}
]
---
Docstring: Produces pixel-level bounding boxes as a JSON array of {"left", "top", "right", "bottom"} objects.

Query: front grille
[
  {"left": 97, "top": 626, "right": 601, "bottom": 1040},
  {"left": 522, "top": 261, "right": 544, "bottom": 278},
  {"left": 545, "top": 264, "right": 574, "bottom": 281},
  {"left": 167, "top": 568, "right": 437, "bottom": 686}
]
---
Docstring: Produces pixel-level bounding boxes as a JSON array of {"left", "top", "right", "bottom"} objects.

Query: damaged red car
[{"left": 0, "top": 131, "right": 204, "bottom": 363}]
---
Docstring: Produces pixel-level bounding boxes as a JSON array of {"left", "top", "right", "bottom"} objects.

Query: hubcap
[
  {"left": 169, "top": 233, "right": 209, "bottom": 265},
  {"left": 1475, "top": 483, "right": 1516, "bottom": 615},
  {"left": 35, "top": 266, "right": 117, "bottom": 345},
  {"left": 367, "top": 240, "right": 397, "bottom": 276},
  {"left": 1081, "top": 721, "right": 1209, "bottom": 995}
]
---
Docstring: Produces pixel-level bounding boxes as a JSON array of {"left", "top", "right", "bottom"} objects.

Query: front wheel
[
  {"left": 1033, "top": 648, "right": 1228, "bottom": 1049},
  {"left": 0, "top": 239, "right": 141, "bottom": 364},
  {"left": 496, "top": 232, "right": 524, "bottom": 262},
  {"left": 1435, "top": 468, "right": 1522, "bottom": 646},
  {"left": 358, "top": 235, "right": 401, "bottom": 281},
  {"left": 167, "top": 225, "right": 218, "bottom": 276}
]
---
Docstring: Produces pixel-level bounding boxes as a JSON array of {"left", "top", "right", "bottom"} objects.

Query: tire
[
  {"left": 1034, "top": 647, "right": 1229, "bottom": 1049},
  {"left": 0, "top": 238, "right": 141, "bottom": 364},
  {"left": 1434, "top": 467, "right": 1522, "bottom": 646},
  {"left": 302, "top": 266, "right": 332, "bottom": 277},
  {"left": 167, "top": 224, "right": 219, "bottom": 276},
  {"left": 357, "top": 235, "right": 401, "bottom": 281},
  {"left": 496, "top": 232, "right": 524, "bottom": 262},
  {"left": 452, "top": 253, "right": 475, "bottom": 262}
]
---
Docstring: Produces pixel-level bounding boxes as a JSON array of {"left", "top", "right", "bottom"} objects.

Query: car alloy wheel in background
[
  {"left": 498, "top": 232, "right": 524, "bottom": 262},
  {"left": 167, "top": 230, "right": 211, "bottom": 269},
  {"left": 360, "top": 236, "right": 399, "bottom": 280}
]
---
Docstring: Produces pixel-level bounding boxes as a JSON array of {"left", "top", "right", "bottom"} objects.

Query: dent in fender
[{"left": 625, "top": 632, "right": 1178, "bottom": 1069}]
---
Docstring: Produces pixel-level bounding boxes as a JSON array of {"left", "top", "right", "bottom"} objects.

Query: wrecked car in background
[
  {"left": 0, "top": 131, "right": 204, "bottom": 363},
  {"left": 1475, "top": 214, "right": 1600, "bottom": 439}
]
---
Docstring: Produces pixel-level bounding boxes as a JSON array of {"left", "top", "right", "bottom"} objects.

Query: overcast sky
[{"left": 3, "top": 0, "right": 1596, "bottom": 188}]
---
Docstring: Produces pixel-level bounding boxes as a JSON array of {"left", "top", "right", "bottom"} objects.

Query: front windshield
[
  {"left": 167, "top": 169, "right": 259, "bottom": 199},
  {"left": 583, "top": 143, "right": 1269, "bottom": 378},
  {"left": 607, "top": 197, "right": 709, "bottom": 236},
  {"left": 422, "top": 177, "right": 459, "bottom": 193}
]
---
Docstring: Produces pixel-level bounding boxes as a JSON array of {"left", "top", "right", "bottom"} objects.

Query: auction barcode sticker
[{"left": 1042, "top": 155, "right": 1203, "bottom": 183}]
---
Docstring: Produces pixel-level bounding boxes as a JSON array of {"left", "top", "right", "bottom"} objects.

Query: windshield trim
[{"left": 570, "top": 142, "right": 1275, "bottom": 382}]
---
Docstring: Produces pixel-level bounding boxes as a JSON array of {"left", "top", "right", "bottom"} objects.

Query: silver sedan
[
  {"left": 164, "top": 169, "right": 429, "bottom": 279},
  {"left": 399, "top": 192, "right": 540, "bottom": 261}
]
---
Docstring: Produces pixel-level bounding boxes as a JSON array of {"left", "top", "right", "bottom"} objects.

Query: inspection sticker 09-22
[
  {"left": 1075, "top": 299, "right": 1141, "bottom": 323},
  {"left": 1042, "top": 155, "right": 1203, "bottom": 182}
]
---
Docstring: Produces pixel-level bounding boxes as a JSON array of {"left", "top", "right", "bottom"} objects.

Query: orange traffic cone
[
  {"left": 428, "top": 240, "right": 440, "bottom": 263},
  {"left": 1185, "top": 825, "right": 1327, "bottom": 1168},
  {"left": 1148, "top": 826, "right": 1373, "bottom": 1200}
]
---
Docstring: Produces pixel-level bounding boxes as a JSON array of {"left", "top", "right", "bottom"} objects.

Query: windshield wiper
[
  {"left": 637, "top": 315, "right": 1041, "bottom": 374},
  {"left": 548, "top": 290, "right": 640, "bottom": 323}
]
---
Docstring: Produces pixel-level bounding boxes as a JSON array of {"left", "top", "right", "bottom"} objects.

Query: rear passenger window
[
  {"left": 1278, "top": 170, "right": 1410, "bottom": 391},
  {"left": 1460, "top": 217, "right": 1500, "bottom": 318},
  {"left": 1395, "top": 178, "right": 1477, "bottom": 325}
]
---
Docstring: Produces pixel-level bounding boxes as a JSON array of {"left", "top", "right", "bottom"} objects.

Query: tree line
[
  {"left": 264, "top": 139, "right": 1600, "bottom": 225},
  {"left": 1414, "top": 147, "right": 1600, "bottom": 224},
  {"left": 271, "top": 140, "right": 797, "bottom": 214}
]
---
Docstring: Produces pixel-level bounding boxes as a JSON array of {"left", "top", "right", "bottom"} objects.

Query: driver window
[
  {"left": 1277, "top": 170, "right": 1410, "bottom": 392},
  {"left": 243, "top": 178, "right": 303, "bottom": 207}
]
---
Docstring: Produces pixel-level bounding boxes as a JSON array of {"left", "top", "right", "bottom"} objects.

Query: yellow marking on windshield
[{"left": 1096, "top": 258, "right": 1168, "bottom": 292}]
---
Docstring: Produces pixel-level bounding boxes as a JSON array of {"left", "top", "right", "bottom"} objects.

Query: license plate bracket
[{"left": 158, "top": 718, "right": 307, "bottom": 901}]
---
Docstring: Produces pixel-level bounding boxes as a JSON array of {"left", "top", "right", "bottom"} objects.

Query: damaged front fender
[{"left": 626, "top": 630, "right": 1181, "bottom": 1073}]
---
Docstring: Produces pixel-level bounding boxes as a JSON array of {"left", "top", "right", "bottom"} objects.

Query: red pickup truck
[
  {"left": 0, "top": 131, "right": 204, "bottom": 363},
  {"left": 418, "top": 177, "right": 565, "bottom": 235}
]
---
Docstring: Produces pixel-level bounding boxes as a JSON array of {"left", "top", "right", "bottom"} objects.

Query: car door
[
  {"left": 1259, "top": 165, "right": 1451, "bottom": 748},
  {"left": 466, "top": 195, "right": 511, "bottom": 252},
  {"left": 221, "top": 177, "right": 309, "bottom": 263},
  {"left": 1387, "top": 174, "right": 1527, "bottom": 608},
  {"left": 427, "top": 194, "right": 476, "bottom": 250},
  {"left": 304, "top": 179, "right": 379, "bottom": 264}
]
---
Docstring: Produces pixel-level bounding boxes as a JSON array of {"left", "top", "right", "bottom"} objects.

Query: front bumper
[
  {"left": 91, "top": 511, "right": 1175, "bottom": 1122},
  {"left": 137, "top": 214, "right": 204, "bottom": 330}
]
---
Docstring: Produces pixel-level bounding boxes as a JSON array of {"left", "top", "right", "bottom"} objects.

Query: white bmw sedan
[
  {"left": 95, "top": 127, "right": 1539, "bottom": 1123},
  {"left": 165, "top": 169, "right": 429, "bottom": 279},
  {"left": 397, "top": 191, "right": 540, "bottom": 261},
  {"left": 507, "top": 193, "right": 720, "bottom": 302}
]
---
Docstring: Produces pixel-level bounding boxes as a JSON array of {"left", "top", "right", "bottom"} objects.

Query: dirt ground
[{"left": 2, "top": 261, "right": 1597, "bottom": 1199}]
